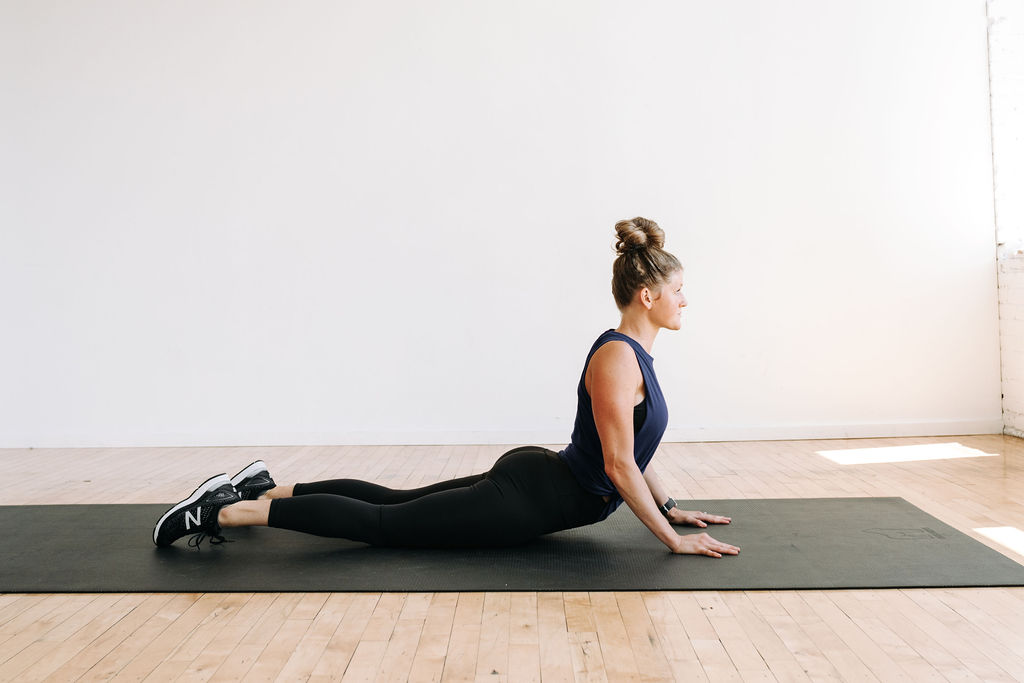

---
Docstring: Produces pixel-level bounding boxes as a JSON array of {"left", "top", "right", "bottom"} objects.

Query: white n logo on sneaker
[{"left": 185, "top": 508, "right": 202, "bottom": 530}]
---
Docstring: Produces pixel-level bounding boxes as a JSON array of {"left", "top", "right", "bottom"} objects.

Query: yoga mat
[{"left": 2, "top": 498, "right": 1023, "bottom": 593}]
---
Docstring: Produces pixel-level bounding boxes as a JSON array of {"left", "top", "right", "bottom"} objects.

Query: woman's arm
[
  {"left": 643, "top": 467, "right": 732, "bottom": 528},
  {"left": 588, "top": 342, "right": 737, "bottom": 557},
  {"left": 642, "top": 467, "right": 671, "bottom": 511}
]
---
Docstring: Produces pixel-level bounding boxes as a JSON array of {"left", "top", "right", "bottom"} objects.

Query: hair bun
[{"left": 614, "top": 217, "right": 665, "bottom": 255}]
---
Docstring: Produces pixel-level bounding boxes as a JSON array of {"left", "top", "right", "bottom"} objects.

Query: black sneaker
[
  {"left": 230, "top": 460, "right": 276, "bottom": 500},
  {"left": 153, "top": 474, "right": 241, "bottom": 547}
]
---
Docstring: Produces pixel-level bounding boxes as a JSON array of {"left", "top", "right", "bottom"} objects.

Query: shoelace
[{"left": 187, "top": 532, "right": 232, "bottom": 549}]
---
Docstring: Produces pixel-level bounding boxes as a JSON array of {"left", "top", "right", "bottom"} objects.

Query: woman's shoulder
[
  {"left": 587, "top": 338, "right": 641, "bottom": 378},
  {"left": 591, "top": 329, "right": 654, "bottom": 364},
  {"left": 584, "top": 338, "right": 643, "bottom": 399},
  {"left": 589, "top": 330, "right": 644, "bottom": 359},
  {"left": 590, "top": 328, "right": 629, "bottom": 351}
]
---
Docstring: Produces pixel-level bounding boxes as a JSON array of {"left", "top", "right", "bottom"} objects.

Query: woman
[{"left": 153, "top": 217, "right": 739, "bottom": 558}]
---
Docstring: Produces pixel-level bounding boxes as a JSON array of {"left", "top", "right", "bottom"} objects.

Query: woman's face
[{"left": 649, "top": 270, "right": 687, "bottom": 330}]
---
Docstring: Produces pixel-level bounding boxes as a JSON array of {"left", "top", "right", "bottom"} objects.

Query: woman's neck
[{"left": 615, "top": 314, "right": 659, "bottom": 354}]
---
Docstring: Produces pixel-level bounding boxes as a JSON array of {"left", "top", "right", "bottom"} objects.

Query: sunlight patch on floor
[
  {"left": 974, "top": 527, "right": 1024, "bottom": 558},
  {"left": 816, "top": 442, "right": 1000, "bottom": 465}
]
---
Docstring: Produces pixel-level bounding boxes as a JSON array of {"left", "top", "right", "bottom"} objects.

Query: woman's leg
[
  {"left": 219, "top": 447, "right": 605, "bottom": 548},
  {"left": 260, "top": 446, "right": 537, "bottom": 503},
  {"left": 218, "top": 473, "right": 491, "bottom": 534},
  {"left": 221, "top": 473, "right": 489, "bottom": 528},
  {"left": 263, "top": 479, "right": 516, "bottom": 547},
  {"left": 220, "top": 499, "right": 271, "bottom": 527},
  {"left": 288, "top": 472, "right": 487, "bottom": 504},
  {"left": 261, "top": 448, "right": 579, "bottom": 548}
]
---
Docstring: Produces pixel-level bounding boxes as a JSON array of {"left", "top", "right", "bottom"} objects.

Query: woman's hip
[{"left": 488, "top": 446, "right": 606, "bottom": 530}]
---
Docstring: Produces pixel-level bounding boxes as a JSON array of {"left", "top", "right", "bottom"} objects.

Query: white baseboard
[{"left": 0, "top": 419, "right": 1006, "bottom": 449}]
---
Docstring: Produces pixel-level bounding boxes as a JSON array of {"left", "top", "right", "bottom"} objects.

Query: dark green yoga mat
[{"left": 2, "top": 498, "right": 1023, "bottom": 593}]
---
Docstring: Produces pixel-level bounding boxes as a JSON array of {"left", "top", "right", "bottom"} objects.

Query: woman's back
[{"left": 558, "top": 329, "right": 669, "bottom": 520}]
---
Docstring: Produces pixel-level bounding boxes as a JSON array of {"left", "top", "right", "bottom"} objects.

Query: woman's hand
[
  {"left": 672, "top": 532, "right": 740, "bottom": 558},
  {"left": 667, "top": 509, "right": 731, "bottom": 527}
]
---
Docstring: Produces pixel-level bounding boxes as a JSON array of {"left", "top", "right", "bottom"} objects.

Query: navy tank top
[{"left": 558, "top": 329, "right": 670, "bottom": 520}]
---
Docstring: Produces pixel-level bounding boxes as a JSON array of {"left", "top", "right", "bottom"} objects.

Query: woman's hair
[{"left": 611, "top": 217, "right": 682, "bottom": 310}]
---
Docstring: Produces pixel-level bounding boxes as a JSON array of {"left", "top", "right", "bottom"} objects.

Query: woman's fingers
[
  {"left": 677, "top": 532, "right": 740, "bottom": 557},
  {"left": 700, "top": 512, "right": 731, "bottom": 524},
  {"left": 679, "top": 510, "right": 732, "bottom": 526},
  {"left": 713, "top": 541, "right": 740, "bottom": 555},
  {"left": 700, "top": 533, "right": 739, "bottom": 556}
]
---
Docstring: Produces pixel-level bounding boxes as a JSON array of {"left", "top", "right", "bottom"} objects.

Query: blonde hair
[{"left": 611, "top": 217, "right": 682, "bottom": 310}]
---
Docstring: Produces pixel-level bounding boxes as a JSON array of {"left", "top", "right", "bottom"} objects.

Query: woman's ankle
[
  {"left": 218, "top": 500, "right": 271, "bottom": 528},
  {"left": 218, "top": 503, "right": 239, "bottom": 528},
  {"left": 260, "top": 485, "right": 295, "bottom": 500}
]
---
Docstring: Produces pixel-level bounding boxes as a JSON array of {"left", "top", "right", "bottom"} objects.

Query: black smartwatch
[{"left": 660, "top": 497, "right": 677, "bottom": 517}]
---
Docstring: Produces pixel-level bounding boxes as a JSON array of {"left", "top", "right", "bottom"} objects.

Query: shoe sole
[
  {"left": 230, "top": 460, "right": 268, "bottom": 488},
  {"left": 153, "top": 473, "right": 231, "bottom": 546}
]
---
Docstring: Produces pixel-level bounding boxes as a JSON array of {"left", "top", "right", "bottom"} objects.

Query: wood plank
[
  {"left": 508, "top": 592, "right": 540, "bottom": 683},
  {"left": 0, "top": 594, "right": 100, "bottom": 680},
  {"left": 173, "top": 592, "right": 271, "bottom": 681},
  {"left": 788, "top": 590, "right": 899, "bottom": 682},
  {"left": 309, "top": 593, "right": 382, "bottom": 681},
  {"left": 588, "top": 591, "right": 641, "bottom": 682},
  {"left": 196, "top": 592, "right": 303, "bottom": 680},
  {"left": 476, "top": 591, "right": 510, "bottom": 680},
  {"left": 828, "top": 590, "right": 980, "bottom": 683},
  {"left": 697, "top": 591, "right": 772, "bottom": 679},
  {"left": 408, "top": 592, "right": 458, "bottom": 683},
  {"left": 613, "top": 592, "right": 673, "bottom": 682},
  {"left": 376, "top": 592, "right": 431, "bottom": 683},
  {"left": 719, "top": 592, "right": 810, "bottom": 682},
  {"left": 641, "top": 592, "right": 707, "bottom": 682},
  {"left": 274, "top": 593, "right": 356, "bottom": 682},
  {"left": 62, "top": 593, "right": 179, "bottom": 680},
  {"left": 441, "top": 592, "right": 483, "bottom": 682},
  {"left": 537, "top": 592, "right": 574, "bottom": 683},
  {"left": 28, "top": 594, "right": 154, "bottom": 682},
  {"left": 755, "top": 592, "right": 846, "bottom": 683}
]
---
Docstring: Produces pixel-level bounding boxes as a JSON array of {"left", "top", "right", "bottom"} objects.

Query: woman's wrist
[{"left": 659, "top": 496, "right": 677, "bottom": 516}]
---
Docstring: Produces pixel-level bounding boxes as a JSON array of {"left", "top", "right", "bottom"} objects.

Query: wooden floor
[{"left": 2, "top": 434, "right": 1024, "bottom": 682}]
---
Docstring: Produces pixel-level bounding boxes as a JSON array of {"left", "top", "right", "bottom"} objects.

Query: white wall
[
  {"left": 0, "top": 1, "right": 1002, "bottom": 448},
  {"left": 991, "top": 0, "right": 1024, "bottom": 260}
]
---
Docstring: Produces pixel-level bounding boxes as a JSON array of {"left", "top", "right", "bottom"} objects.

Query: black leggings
[{"left": 267, "top": 446, "right": 607, "bottom": 548}]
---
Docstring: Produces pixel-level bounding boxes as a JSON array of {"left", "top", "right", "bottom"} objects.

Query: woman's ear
[{"left": 639, "top": 286, "right": 654, "bottom": 310}]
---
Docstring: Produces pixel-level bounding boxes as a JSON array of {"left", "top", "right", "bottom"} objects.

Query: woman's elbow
[{"left": 603, "top": 458, "right": 635, "bottom": 482}]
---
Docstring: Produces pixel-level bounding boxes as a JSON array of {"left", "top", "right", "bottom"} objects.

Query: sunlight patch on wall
[{"left": 816, "top": 442, "right": 1000, "bottom": 465}]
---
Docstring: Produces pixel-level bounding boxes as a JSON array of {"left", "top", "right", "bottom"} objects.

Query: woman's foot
[
  {"left": 153, "top": 474, "right": 241, "bottom": 547},
  {"left": 230, "top": 461, "right": 277, "bottom": 500}
]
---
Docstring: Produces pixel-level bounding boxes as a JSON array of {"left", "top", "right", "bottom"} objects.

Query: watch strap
[{"left": 660, "top": 496, "right": 677, "bottom": 516}]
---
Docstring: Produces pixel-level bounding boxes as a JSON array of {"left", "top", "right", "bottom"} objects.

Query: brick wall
[
  {"left": 1000, "top": 258, "right": 1024, "bottom": 436},
  {"left": 988, "top": 0, "right": 1024, "bottom": 435}
]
